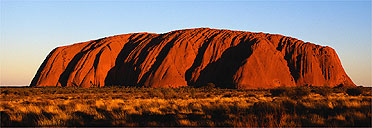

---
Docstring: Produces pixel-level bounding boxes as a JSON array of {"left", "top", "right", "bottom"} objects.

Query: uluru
[{"left": 30, "top": 28, "right": 355, "bottom": 89}]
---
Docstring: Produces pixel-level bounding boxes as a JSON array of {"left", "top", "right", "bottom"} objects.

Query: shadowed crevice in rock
[
  {"left": 138, "top": 33, "right": 183, "bottom": 87},
  {"left": 185, "top": 31, "right": 224, "bottom": 87},
  {"left": 105, "top": 34, "right": 157, "bottom": 86},
  {"left": 58, "top": 39, "right": 104, "bottom": 87},
  {"left": 194, "top": 38, "right": 255, "bottom": 88}
]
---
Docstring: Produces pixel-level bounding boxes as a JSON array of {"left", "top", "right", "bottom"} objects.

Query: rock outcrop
[{"left": 30, "top": 28, "right": 355, "bottom": 89}]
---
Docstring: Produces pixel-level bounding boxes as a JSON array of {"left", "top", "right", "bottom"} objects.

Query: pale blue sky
[{"left": 1, "top": 1, "right": 371, "bottom": 86}]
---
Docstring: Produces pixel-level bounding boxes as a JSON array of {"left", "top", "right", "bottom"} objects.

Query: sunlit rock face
[{"left": 30, "top": 28, "right": 355, "bottom": 89}]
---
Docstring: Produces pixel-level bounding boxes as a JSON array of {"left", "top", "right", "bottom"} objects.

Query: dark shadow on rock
[
  {"left": 137, "top": 33, "right": 182, "bottom": 87},
  {"left": 192, "top": 37, "right": 257, "bottom": 88},
  {"left": 105, "top": 34, "right": 157, "bottom": 87},
  {"left": 105, "top": 31, "right": 182, "bottom": 87},
  {"left": 185, "top": 31, "right": 224, "bottom": 87},
  {"left": 280, "top": 38, "right": 302, "bottom": 82},
  {"left": 58, "top": 39, "right": 105, "bottom": 87}
]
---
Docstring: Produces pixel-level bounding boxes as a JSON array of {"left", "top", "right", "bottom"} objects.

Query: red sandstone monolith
[{"left": 30, "top": 28, "right": 355, "bottom": 89}]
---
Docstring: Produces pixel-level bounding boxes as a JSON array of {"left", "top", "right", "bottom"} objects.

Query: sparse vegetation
[
  {"left": 346, "top": 87, "right": 364, "bottom": 96},
  {"left": 0, "top": 86, "right": 371, "bottom": 127},
  {"left": 311, "top": 86, "right": 332, "bottom": 96},
  {"left": 269, "top": 86, "right": 311, "bottom": 99}
]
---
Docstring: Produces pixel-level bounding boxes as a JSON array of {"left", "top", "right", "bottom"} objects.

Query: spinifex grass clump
[
  {"left": 346, "top": 87, "right": 364, "bottom": 96},
  {"left": 269, "top": 86, "right": 311, "bottom": 99},
  {"left": 0, "top": 86, "right": 371, "bottom": 127}
]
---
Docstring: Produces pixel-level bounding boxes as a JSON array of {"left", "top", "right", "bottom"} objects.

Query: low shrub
[
  {"left": 270, "top": 87, "right": 290, "bottom": 97},
  {"left": 311, "top": 87, "right": 332, "bottom": 96},
  {"left": 161, "top": 88, "right": 178, "bottom": 99},
  {"left": 251, "top": 101, "right": 284, "bottom": 116},
  {"left": 270, "top": 86, "right": 311, "bottom": 99},
  {"left": 346, "top": 87, "right": 363, "bottom": 96},
  {"left": 332, "top": 86, "right": 347, "bottom": 94},
  {"left": 198, "top": 83, "right": 216, "bottom": 91}
]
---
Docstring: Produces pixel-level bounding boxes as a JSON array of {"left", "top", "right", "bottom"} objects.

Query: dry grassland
[{"left": 0, "top": 86, "right": 371, "bottom": 127}]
